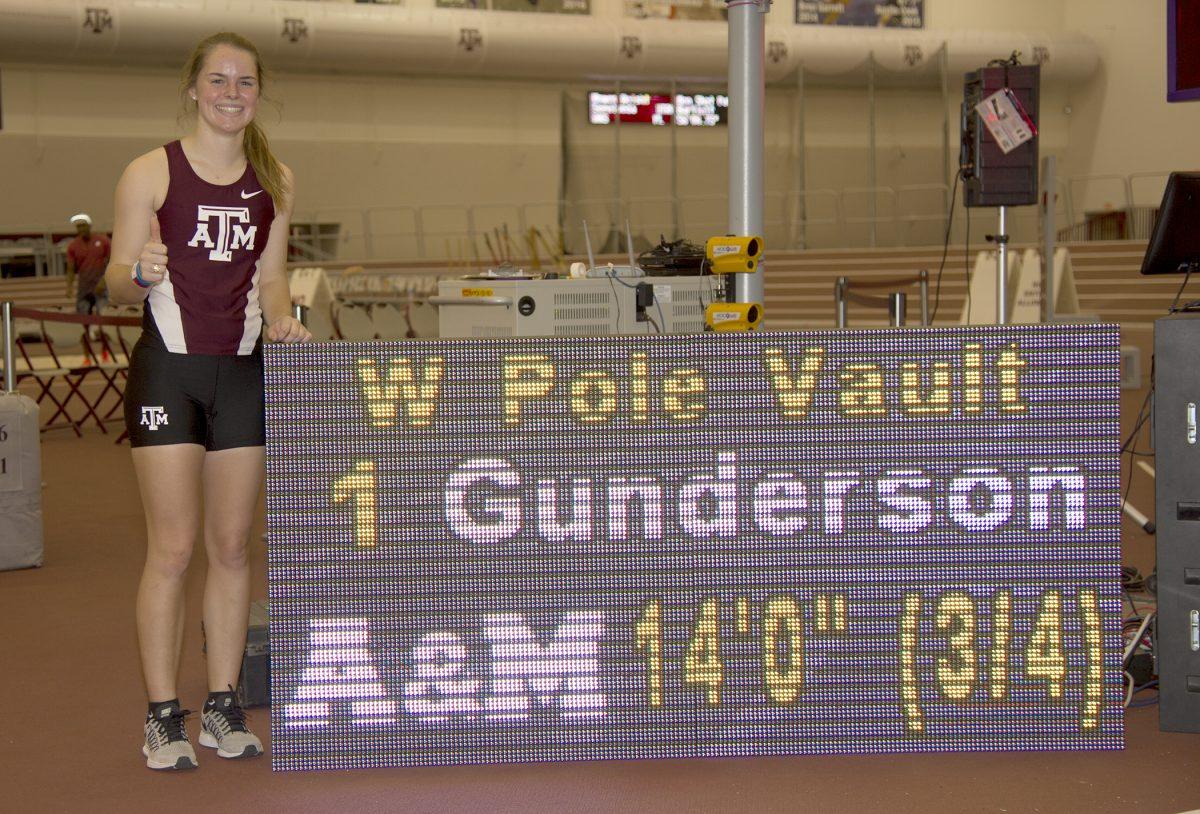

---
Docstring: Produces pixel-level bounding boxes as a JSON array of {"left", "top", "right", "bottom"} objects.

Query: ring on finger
[{"left": 153, "top": 263, "right": 162, "bottom": 273}]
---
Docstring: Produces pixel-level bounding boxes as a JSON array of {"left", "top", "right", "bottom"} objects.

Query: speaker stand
[{"left": 995, "top": 206, "right": 1010, "bottom": 324}]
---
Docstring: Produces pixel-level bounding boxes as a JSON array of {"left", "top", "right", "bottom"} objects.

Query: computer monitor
[{"left": 1139, "top": 172, "right": 1200, "bottom": 275}]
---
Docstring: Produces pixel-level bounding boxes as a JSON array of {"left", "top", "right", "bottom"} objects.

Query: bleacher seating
[
  {"left": 0, "top": 275, "right": 74, "bottom": 310},
  {"left": 2, "top": 243, "right": 1175, "bottom": 332}
]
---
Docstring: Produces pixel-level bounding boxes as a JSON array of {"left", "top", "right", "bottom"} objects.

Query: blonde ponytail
[{"left": 243, "top": 120, "right": 288, "bottom": 206}]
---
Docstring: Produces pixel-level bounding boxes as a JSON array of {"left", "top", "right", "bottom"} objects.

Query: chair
[
  {"left": 40, "top": 314, "right": 109, "bottom": 433},
  {"left": 305, "top": 301, "right": 336, "bottom": 342},
  {"left": 82, "top": 311, "right": 132, "bottom": 423},
  {"left": 333, "top": 303, "right": 377, "bottom": 341},
  {"left": 407, "top": 301, "right": 439, "bottom": 339},
  {"left": 13, "top": 318, "right": 40, "bottom": 342},
  {"left": 12, "top": 330, "right": 81, "bottom": 437},
  {"left": 372, "top": 304, "right": 410, "bottom": 340}
]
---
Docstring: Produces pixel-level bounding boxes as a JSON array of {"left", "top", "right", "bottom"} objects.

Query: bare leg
[
  {"left": 133, "top": 444, "right": 206, "bottom": 702},
  {"left": 200, "top": 445, "right": 266, "bottom": 693}
]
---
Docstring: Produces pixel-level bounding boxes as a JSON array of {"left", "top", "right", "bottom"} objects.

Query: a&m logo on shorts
[{"left": 140, "top": 406, "right": 169, "bottom": 431}]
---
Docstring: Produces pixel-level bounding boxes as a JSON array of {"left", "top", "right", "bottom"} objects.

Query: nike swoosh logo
[{"left": 240, "top": 190, "right": 263, "bottom": 199}]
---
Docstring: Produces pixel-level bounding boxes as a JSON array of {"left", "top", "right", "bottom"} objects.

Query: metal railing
[
  {"left": 282, "top": 173, "right": 1151, "bottom": 262},
  {"left": 835, "top": 270, "right": 930, "bottom": 329},
  {"left": 0, "top": 172, "right": 1177, "bottom": 272}
]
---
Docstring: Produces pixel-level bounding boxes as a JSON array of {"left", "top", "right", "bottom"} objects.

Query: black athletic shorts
[{"left": 123, "top": 340, "right": 266, "bottom": 450}]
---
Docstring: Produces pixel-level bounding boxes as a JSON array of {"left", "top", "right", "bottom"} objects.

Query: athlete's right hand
[{"left": 137, "top": 214, "right": 169, "bottom": 285}]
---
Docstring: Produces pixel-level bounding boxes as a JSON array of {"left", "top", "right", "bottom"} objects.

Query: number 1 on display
[{"left": 332, "top": 460, "right": 378, "bottom": 548}]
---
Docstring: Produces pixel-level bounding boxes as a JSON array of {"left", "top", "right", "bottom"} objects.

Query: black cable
[
  {"left": 697, "top": 280, "right": 708, "bottom": 312},
  {"left": 964, "top": 200, "right": 972, "bottom": 322},
  {"left": 607, "top": 271, "right": 639, "bottom": 289},
  {"left": 1123, "top": 589, "right": 1140, "bottom": 618},
  {"left": 1122, "top": 566, "right": 1147, "bottom": 595},
  {"left": 1120, "top": 356, "right": 1155, "bottom": 526},
  {"left": 1120, "top": 407, "right": 1152, "bottom": 454},
  {"left": 1120, "top": 355, "right": 1155, "bottom": 455},
  {"left": 606, "top": 271, "right": 670, "bottom": 333},
  {"left": 604, "top": 270, "right": 622, "bottom": 328},
  {"left": 929, "top": 168, "right": 963, "bottom": 324},
  {"left": 1169, "top": 264, "right": 1194, "bottom": 312},
  {"left": 1121, "top": 406, "right": 1150, "bottom": 512},
  {"left": 696, "top": 273, "right": 719, "bottom": 314}
]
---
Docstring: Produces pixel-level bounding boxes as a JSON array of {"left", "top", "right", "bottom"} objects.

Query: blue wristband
[{"left": 132, "top": 261, "right": 154, "bottom": 289}]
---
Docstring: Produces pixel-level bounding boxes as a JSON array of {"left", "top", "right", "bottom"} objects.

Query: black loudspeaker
[
  {"left": 1153, "top": 313, "right": 1200, "bottom": 733},
  {"left": 961, "top": 64, "right": 1040, "bottom": 207}
]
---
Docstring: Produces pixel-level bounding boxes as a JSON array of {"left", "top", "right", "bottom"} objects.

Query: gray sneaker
[
  {"left": 143, "top": 703, "right": 198, "bottom": 771},
  {"left": 199, "top": 691, "right": 263, "bottom": 759}
]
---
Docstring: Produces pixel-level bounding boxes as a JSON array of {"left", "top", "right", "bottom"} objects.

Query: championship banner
[
  {"left": 265, "top": 326, "right": 1122, "bottom": 771},
  {"left": 436, "top": 0, "right": 590, "bottom": 14},
  {"left": 626, "top": 0, "right": 727, "bottom": 21},
  {"left": 796, "top": 0, "right": 924, "bottom": 28}
]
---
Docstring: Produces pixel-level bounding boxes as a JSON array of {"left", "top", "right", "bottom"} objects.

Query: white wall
[
  {"left": 0, "top": 0, "right": 1193, "bottom": 257},
  {"left": 930, "top": 0, "right": 1064, "bottom": 31},
  {"left": 0, "top": 64, "right": 561, "bottom": 257},
  {"left": 1063, "top": 0, "right": 1200, "bottom": 211}
]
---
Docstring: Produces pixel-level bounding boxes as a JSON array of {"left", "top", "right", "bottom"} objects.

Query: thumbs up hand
[{"left": 137, "top": 214, "right": 169, "bottom": 286}]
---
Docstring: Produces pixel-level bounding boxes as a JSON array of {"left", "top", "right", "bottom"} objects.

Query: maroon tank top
[{"left": 144, "top": 140, "right": 275, "bottom": 355}]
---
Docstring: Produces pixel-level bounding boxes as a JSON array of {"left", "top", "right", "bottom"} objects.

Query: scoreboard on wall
[{"left": 264, "top": 325, "right": 1123, "bottom": 771}]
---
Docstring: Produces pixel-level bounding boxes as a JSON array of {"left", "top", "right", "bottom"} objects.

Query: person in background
[
  {"left": 66, "top": 212, "right": 111, "bottom": 315},
  {"left": 103, "top": 31, "right": 310, "bottom": 772}
]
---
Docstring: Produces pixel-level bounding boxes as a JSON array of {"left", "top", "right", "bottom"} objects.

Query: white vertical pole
[
  {"left": 4, "top": 301, "right": 17, "bottom": 393},
  {"left": 727, "top": 0, "right": 767, "bottom": 309},
  {"left": 1041, "top": 155, "right": 1057, "bottom": 323},
  {"left": 613, "top": 80, "right": 623, "bottom": 250},
  {"left": 671, "top": 79, "right": 680, "bottom": 239},
  {"left": 997, "top": 206, "right": 1009, "bottom": 324},
  {"left": 867, "top": 53, "right": 877, "bottom": 248}
]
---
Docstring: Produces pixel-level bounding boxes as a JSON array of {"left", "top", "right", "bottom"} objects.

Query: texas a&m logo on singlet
[{"left": 188, "top": 205, "right": 258, "bottom": 262}]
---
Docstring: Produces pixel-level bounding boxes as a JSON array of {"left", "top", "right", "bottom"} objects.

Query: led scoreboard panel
[
  {"left": 588, "top": 91, "right": 729, "bottom": 126},
  {"left": 265, "top": 326, "right": 1123, "bottom": 771}
]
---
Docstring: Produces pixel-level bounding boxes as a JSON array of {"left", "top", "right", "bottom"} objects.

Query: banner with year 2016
[
  {"left": 796, "top": 0, "right": 924, "bottom": 28},
  {"left": 264, "top": 325, "right": 1122, "bottom": 771}
]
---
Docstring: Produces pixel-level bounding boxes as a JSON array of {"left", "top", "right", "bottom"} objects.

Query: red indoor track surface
[{"left": 1, "top": 429, "right": 1197, "bottom": 814}]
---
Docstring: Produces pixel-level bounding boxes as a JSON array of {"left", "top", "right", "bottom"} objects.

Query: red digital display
[
  {"left": 1169, "top": 0, "right": 1200, "bottom": 101},
  {"left": 589, "top": 92, "right": 728, "bottom": 127}
]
